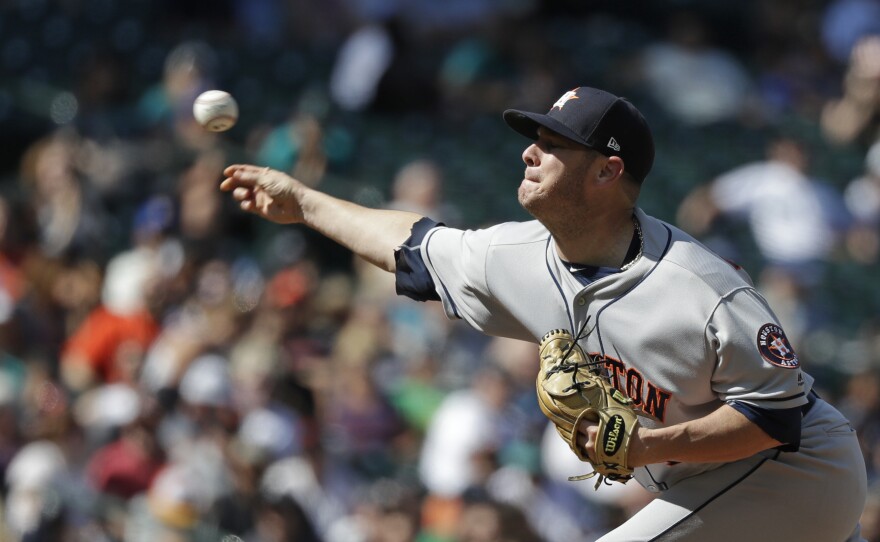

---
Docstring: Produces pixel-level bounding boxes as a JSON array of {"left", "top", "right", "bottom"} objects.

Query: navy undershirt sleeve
[
  {"left": 394, "top": 217, "right": 444, "bottom": 302},
  {"left": 730, "top": 400, "right": 802, "bottom": 452}
]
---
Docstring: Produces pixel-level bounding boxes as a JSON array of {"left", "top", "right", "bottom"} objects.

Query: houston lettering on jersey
[{"left": 599, "top": 355, "right": 672, "bottom": 422}]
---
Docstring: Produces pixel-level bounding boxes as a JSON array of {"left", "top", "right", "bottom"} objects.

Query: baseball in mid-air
[{"left": 193, "top": 90, "right": 238, "bottom": 132}]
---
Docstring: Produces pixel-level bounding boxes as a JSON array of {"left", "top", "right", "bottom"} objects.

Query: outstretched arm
[{"left": 220, "top": 164, "right": 423, "bottom": 272}]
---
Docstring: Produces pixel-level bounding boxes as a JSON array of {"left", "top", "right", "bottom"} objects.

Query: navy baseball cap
[{"left": 503, "top": 87, "right": 654, "bottom": 183}]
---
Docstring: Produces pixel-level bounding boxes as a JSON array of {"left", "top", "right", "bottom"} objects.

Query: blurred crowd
[{"left": 3, "top": 0, "right": 880, "bottom": 541}]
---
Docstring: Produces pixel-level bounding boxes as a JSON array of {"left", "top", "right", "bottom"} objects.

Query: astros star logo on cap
[{"left": 552, "top": 90, "right": 579, "bottom": 110}]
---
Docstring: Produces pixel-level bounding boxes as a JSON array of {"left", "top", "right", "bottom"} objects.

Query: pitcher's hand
[{"left": 221, "top": 165, "right": 306, "bottom": 224}]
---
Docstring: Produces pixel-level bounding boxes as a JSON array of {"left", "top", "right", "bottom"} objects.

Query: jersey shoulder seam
[
  {"left": 657, "top": 256, "right": 753, "bottom": 299},
  {"left": 484, "top": 221, "right": 552, "bottom": 247}
]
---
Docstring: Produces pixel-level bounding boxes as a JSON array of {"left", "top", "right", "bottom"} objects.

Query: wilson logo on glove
[{"left": 603, "top": 415, "right": 625, "bottom": 455}]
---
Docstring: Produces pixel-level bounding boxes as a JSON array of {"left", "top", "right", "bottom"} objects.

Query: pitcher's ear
[{"left": 597, "top": 156, "right": 625, "bottom": 184}]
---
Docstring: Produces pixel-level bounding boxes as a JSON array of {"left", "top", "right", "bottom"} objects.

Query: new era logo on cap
[
  {"left": 607, "top": 137, "right": 621, "bottom": 151},
  {"left": 502, "top": 86, "right": 655, "bottom": 184}
]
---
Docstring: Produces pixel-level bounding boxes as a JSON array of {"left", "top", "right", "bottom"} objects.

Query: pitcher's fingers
[
  {"left": 223, "top": 164, "right": 256, "bottom": 176},
  {"left": 219, "top": 177, "right": 241, "bottom": 191},
  {"left": 222, "top": 165, "right": 265, "bottom": 188},
  {"left": 220, "top": 175, "right": 257, "bottom": 191},
  {"left": 225, "top": 164, "right": 269, "bottom": 178},
  {"left": 220, "top": 164, "right": 268, "bottom": 190},
  {"left": 232, "top": 187, "right": 252, "bottom": 201},
  {"left": 576, "top": 434, "right": 595, "bottom": 463}
]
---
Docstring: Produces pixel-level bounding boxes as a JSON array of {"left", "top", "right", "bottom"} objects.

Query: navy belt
[{"left": 802, "top": 390, "right": 819, "bottom": 416}]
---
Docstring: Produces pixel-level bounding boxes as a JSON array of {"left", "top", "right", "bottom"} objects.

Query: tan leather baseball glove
[{"left": 536, "top": 328, "right": 641, "bottom": 489}]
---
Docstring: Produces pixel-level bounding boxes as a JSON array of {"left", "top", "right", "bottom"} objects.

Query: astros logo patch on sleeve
[{"left": 757, "top": 323, "right": 800, "bottom": 368}]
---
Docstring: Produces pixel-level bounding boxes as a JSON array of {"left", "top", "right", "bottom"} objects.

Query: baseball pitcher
[{"left": 220, "top": 86, "right": 867, "bottom": 541}]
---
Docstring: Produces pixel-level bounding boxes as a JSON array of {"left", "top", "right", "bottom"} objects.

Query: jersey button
[{"left": 577, "top": 297, "right": 586, "bottom": 306}]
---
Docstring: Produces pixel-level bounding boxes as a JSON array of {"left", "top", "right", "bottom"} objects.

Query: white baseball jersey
[{"left": 396, "top": 207, "right": 867, "bottom": 540}]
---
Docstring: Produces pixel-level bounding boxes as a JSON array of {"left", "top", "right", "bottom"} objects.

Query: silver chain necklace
[{"left": 620, "top": 215, "right": 643, "bottom": 272}]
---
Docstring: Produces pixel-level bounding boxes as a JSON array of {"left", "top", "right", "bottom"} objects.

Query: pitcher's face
[{"left": 518, "top": 127, "right": 606, "bottom": 222}]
